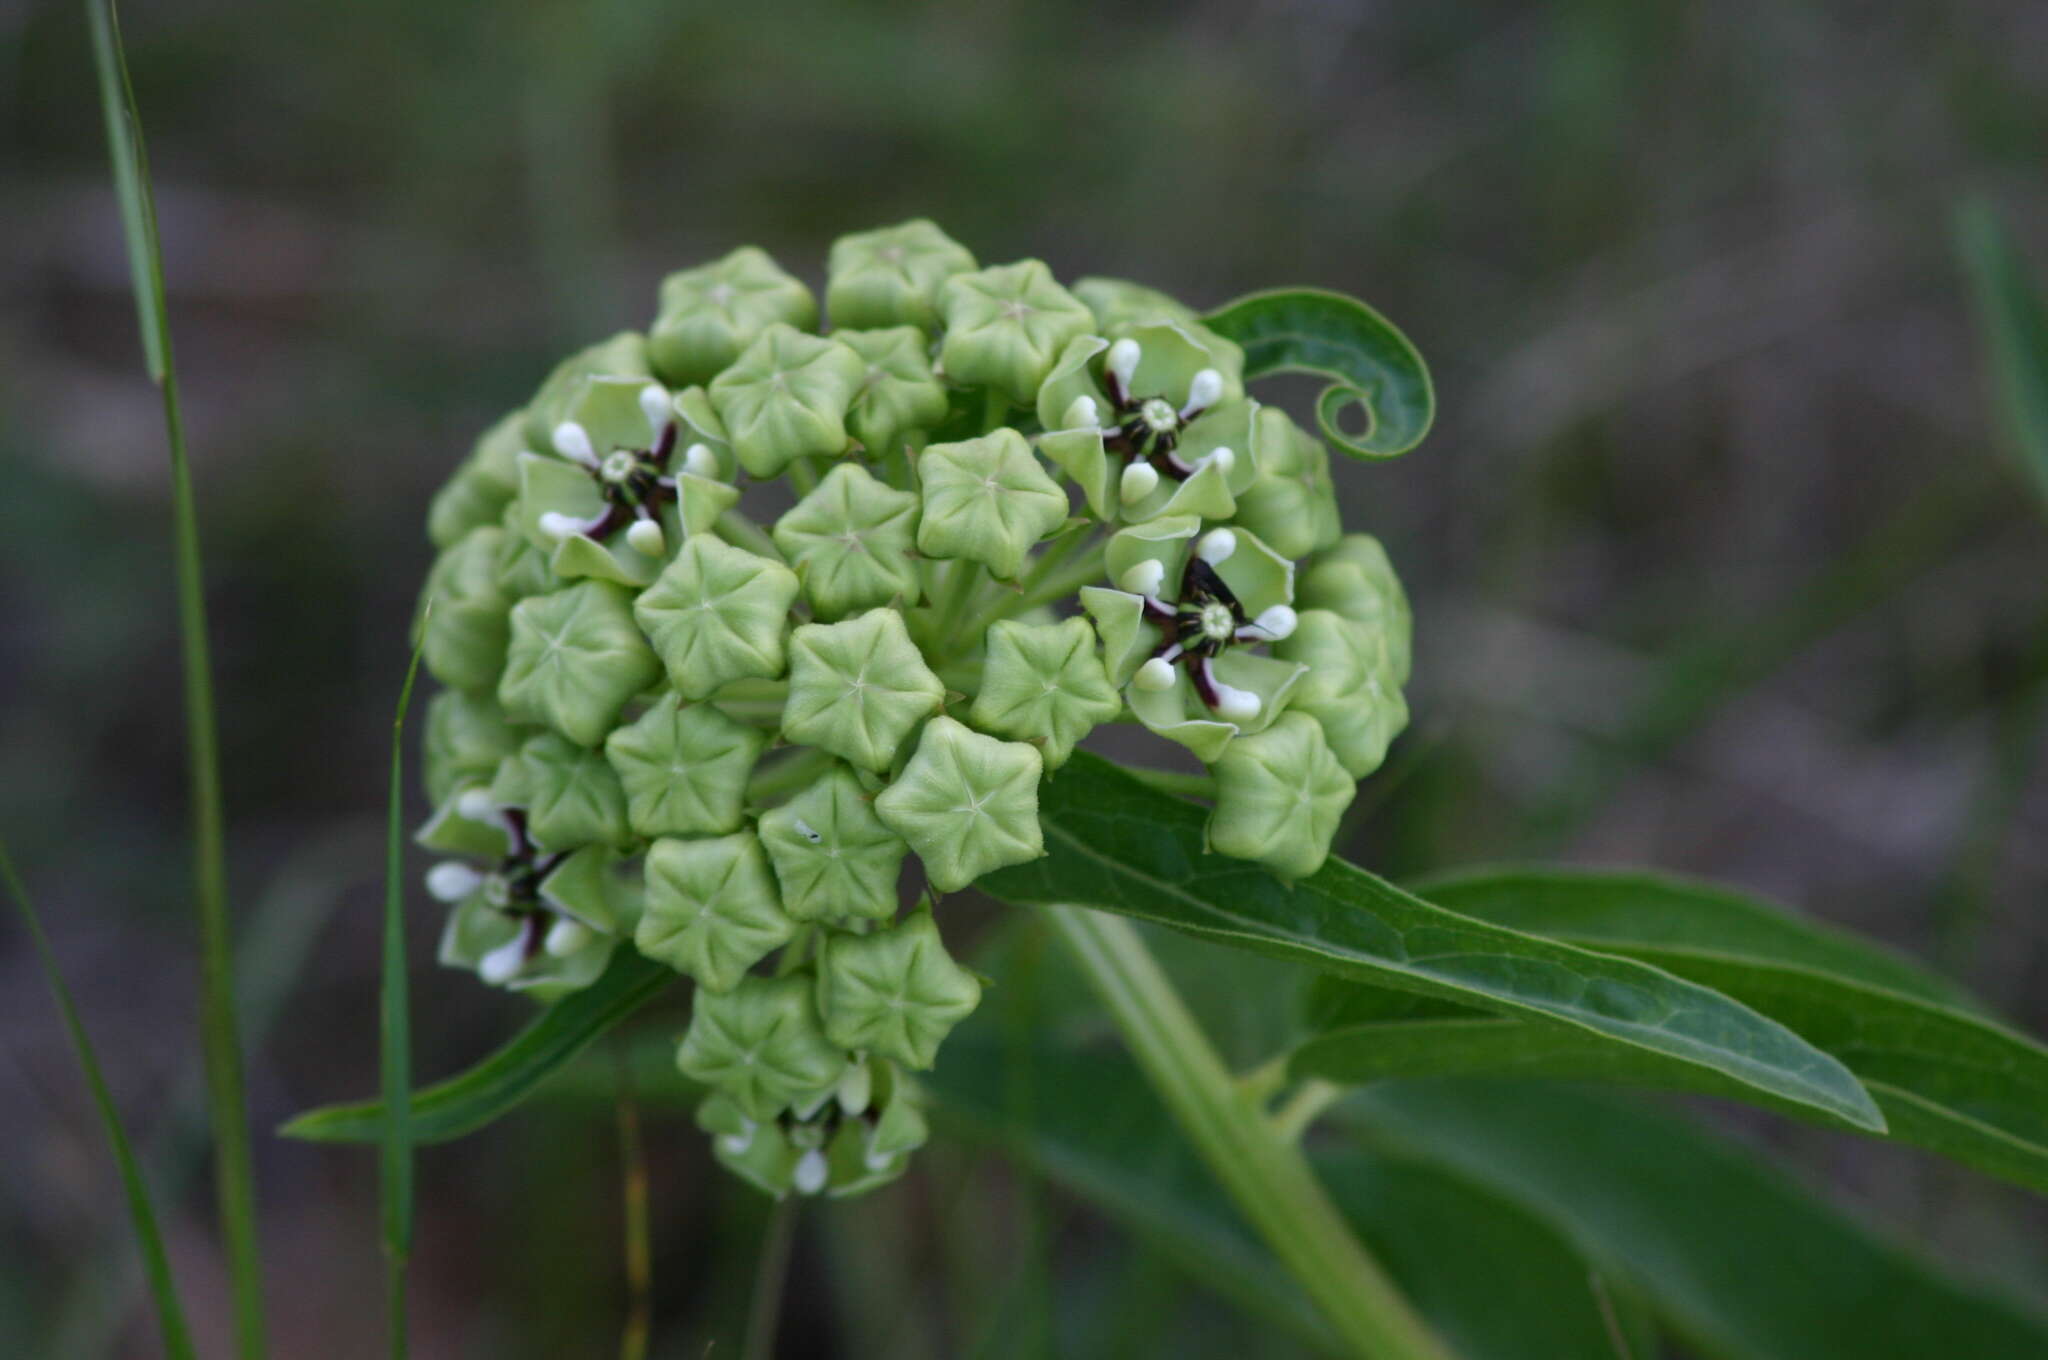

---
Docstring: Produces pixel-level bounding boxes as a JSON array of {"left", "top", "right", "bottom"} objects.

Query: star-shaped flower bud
[
  {"left": 522, "top": 331, "right": 650, "bottom": 454},
  {"left": 492, "top": 518, "right": 561, "bottom": 601},
  {"left": 636, "top": 832, "right": 794, "bottom": 993},
  {"left": 634, "top": 536, "right": 801, "bottom": 701},
  {"left": 826, "top": 219, "right": 978, "bottom": 332},
  {"left": 913, "top": 429, "right": 1069, "bottom": 580},
  {"left": 772, "top": 463, "right": 922, "bottom": 620},
  {"left": 757, "top": 764, "right": 907, "bottom": 922},
  {"left": 429, "top": 410, "right": 526, "bottom": 550},
  {"left": 969, "top": 617, "right": 1122, "bottom": 770},
  {"left": 874, "top": 716, "right": 1044, "bottom": 893},
  {"left": 604, "top": 697, "right": 767, "bottom": 838},
  {"left": 648, "top": 246, "right": 818, "bottom": 386},
  {"left": 815, "top": 911, "right": 982, "bottom": 1070},
  {"left": 1207, "top": 712, "right": 1355, "bottom": 879},
  {"left": 498, "top": 580, "right": 660, "bottom": 747},
  {"left": 1295, "top": 534, "right": 1412, "bottom": 686},
  {"left": 1071, "top": 275, "right": 1203, "bottom": 330},
  {"left": 1232, "top": 407, "right": 1342, "bottom": 560},
  {"left": 676, "top": 973, "right": 849, "bottom": 1121},
  {"left": 1035, "top": 322, "right": 1255, "bottom": 523},
  {"left": 496, "top": 731, "right": 633, "bottom": 850},
  {"left": 835, "top": 327, "right": 950, "bottom": 459},
  {"left": 707, "top": 324, "right": 867, "bottom": 478},
  {"left": 781, "top": 608, "right": 945, "bottom": 773},
  {"left": 423, "top": 690, "right": 523, "bottom": 805},
  {"left": 417, "top": 525, "right": 512, "bottom": 692},
  {"left": 936, "top": 260, "right": 1095, "bottom": 406},
  {"left": 1272, "top": 608, "right": 1409, "bottom": 779}
]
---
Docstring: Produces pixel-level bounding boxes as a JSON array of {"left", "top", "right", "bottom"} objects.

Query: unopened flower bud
[
  {"left": 1120, "top": 461, "right": 1161, "bottom": 503},
  {"left": 426, "top": 861, "right": 483, "bottom": 903}
]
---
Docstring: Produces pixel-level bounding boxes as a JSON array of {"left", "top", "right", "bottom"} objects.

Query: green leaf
[
  {"left": 1322, "top": 868, "right": 2048, "bottom": 1193},
  {"left": 980, "top": 753, "right": 1885, "bottom": 1131},
  {"left": 379, "top": 615, "right": 429, "bottom": 1354},
  {"left": 1957, "top": 198, "right": 2048, "bottom": 509},
  {"left": 280, "top": 949, "right": 673, "bottom": 1144},
  {"left": 1342, "top": 1081, "right": 2048, "bottom": 1360},
  {"left": 1203, "top": 289, "right": 1434, "bottom": 460},
  {"left": 2, "top": 842, "right": 197, "bottom": 1360}
]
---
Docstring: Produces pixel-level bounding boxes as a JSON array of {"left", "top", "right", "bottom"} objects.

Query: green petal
[
  {"left": 604, "top": 697, "right": 767, "bottom": 838},
  {"left": 507, "top": 731, "right": 633, "bottom": 850},
  {"left": 772, "top": 463, "right": 922, "bottom": 620},
  {"left": 1207, "top": 712, "right": 1354, "bottom": 879},
  {"left": 874, "top": 716, "right": 1044, "bottom": 893},
  {"left": 649, "top": 247, "right": 817, "bottom": 386},
  {"left": 1273, "top": 608, "right": 1409, "bottom": 778},
  {"left": 937, "top": 260, "right": 1095, "bottom": 406},
  {"left": 968, "top": 617, "right": 1122, "bottom": 769},
  {"left": 1078, "top": 585, "right": 1160, "bottom": 687},
  {"left": 1207, "top": 523, "right": 1296, "bottom": 620},
  {"left": 1104, "top": 516, "right": 1198, "bottom": 599},
  {"left": 499, "top": 580, "right": 661, "bottom": 747},
  {"left": 835, "top": 326, "right": 951, "bottom": 458},
  {"left": 634, "top": 536, "right": 800, "bottom": 700},
  {"left": 708, "top": 324, "right": 867, "bottom": 478},
  {"left": 676, "top": 973, "right": 848, "bottom": 1120},
  {"left": 536, "top": 844, "right": 628, "bottom": 934},
  {"left": 815, "top": 912, "right": 981, "bottom": 1070},
  {"left": 415, "top": 788, "right": 513, "bottom": 859},
  {"left": 826, "top": 220, "right": 977, "bottom": 333},
  {"left": 1126, "top": 680, "right": 1238, "bottom": 764},
  {"left": 523, "top": 332, "right": 650, "bottom": 454},
  {"left": 914, "top": 429, "right": 1069, "bottom": 580},
  {"left": 757, "top": 764, "right": 907, "bottom": 923},
  {"left": 417, "top": 525, "right": 512, "bottom": 692},
  {"left": 637, "top": 832, "right": 793, "bottom": 993},
  {"left": 781, "top": 609, "right": 945, "bottom": 773}
]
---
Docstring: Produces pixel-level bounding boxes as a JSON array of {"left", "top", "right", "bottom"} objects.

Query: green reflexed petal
[
  {"left": 874, "top": 716, "right": 1044, "bottom": 893},
  {"left": 1079, "top": 585, "right": 1160, "bottom": 687},
  {"left": 670, "top": 387, "right": 739, "bottom": 481},
  {"left": 1120, "top": 451, "right": 1236, "bottom": 524},
  {"left": 436, "top": 894, "right": 519, "bottom": 974},
  {"left": 700, "top": 1092, "right": 800, "bottom": 1195},
  {"left": 826, "top": 220, "right": 977, "bottom": 332},
  {"left": 423, "top": 690, "right": 523, "bottom": 805},
  {"left": 604, "top": 697, "right": 766, "bottom": 838},
  {"left": 1174, "top": 397, "right": 1260, "bottom": 497},
  {"left": 708, "top": 324, "right": 866, "bottom": 478},
  {"left": 1071, "top": 276, "right": 1201, "bottom": 330},
  {"left": 781, "top": 609, "right": 945, "bottom": 773},
  {"left": 499, "top": 580, "right": 661, "bottom": 747},
  {"left": 649, "top": 247, "right": 817, "bottom": 386},
  {"left": 1034, "top": 334, "right": 1112, "bottom": 438},
  {"left": 429, "top": 410, "right": 526, "bottom": 549},
  {"left": 758, "top": 764, "right": 907, "bottom": 922},
  {"left": 772, "top": 463, "right": 922, "bottom": 620},
  {"left": 1115, "top": 320, "right": 1246, "bottom": 414},
  {"left": 834, "top": 326, "right": 950, "bottom": 458},
  {"left": 914, "top": 429, "right": 1069, "bottom": 579},
  {"left": 512, "top": 453, "right": 603, "bottom": 550},
  {"left": 637, "top": 832, "right": 793, "bottom": 993},
  {"left": 1207, "top": 651, "right": 1308, "bottom": 737},
  {"left": 511, "top": 732, "right": 633, "bottom": 850},
  {"left": 634, "top": 536, "right": 800, "bottom": 700},
  {"left": 676, "top": 973, "right": 847, "bottom": 1120},
  {"left": 509, "top": 934, "right": 616, "bottom": 999},
  {"left": 493, "top": 511, "right": 561, "bottom": 600},
  {"left": 1104, "top": 516, "right": 1198, "bottom": 598},
  {"left": 1207, "top": 712, "right": 1354, "bottom": 879},
  {"left": 969, "top": 617, "right": 1122, "bottom": 769},
  {"left": 1208, "top": 524, "right": 1295, "bottom": 619},
  {"left": 1274, "top": 608, "right": 1408, "bottom": 778},
  {"left": 534, "top": 844, "right": 626, "bottom": 934},
  {"left": 1126, "top": 679, "right": 1238, "bottom": 764},
  {"left": 417, "top": 525, "right": 512, "bottom": 692},
  {"left": 816, "top": 912, "right": 981, "bottom": 1070},
  {"left": 1297, "top": 534, "right": 1412, "bottom": 684},
  {"left": 523, "top": 332, "right": 650, "bottom": 454},
  {"left": 564, "top": 373, "right": 665, "bottom": 456},
  {"left": 937, "top": 260, "right": 1095, "bottom": 406},
  {"left": 416, "top": 789, "right": 512, "bottom": 858}
]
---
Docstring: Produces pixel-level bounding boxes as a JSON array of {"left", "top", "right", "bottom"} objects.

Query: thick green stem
[
  {"left": 715, "top": 509, "right": 783, "bottom": 561},
  {"left": 1043, "top": 906, "right": 1453, "bottom": 1360}
]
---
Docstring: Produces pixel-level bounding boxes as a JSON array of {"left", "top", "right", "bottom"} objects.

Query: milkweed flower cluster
[{"left": 412, "top": 222, "right": 1411, "bottom": 1196}]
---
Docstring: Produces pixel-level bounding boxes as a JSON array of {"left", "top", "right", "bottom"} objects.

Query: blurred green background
[{"left": 5, "top": 0, "right": 2047, "bottom": 1355}]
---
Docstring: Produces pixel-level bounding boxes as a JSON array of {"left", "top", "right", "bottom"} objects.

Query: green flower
[
  {"left": 815, "top": 911, "right": 981, "bottom": 1070},
  {"left": 417, "top": 525, "right": 512, "bottom": 693},
  {"left": 637, "top": 832, "right": 793, "bottom": 993},
  {"left": 1273, "top": 608, "right": 1408, "bottom": 779},
  {"left": 772, "top": 463, "right": 922, "bottom": 620},
  {"left": 1207, "top": 713, "right": 1355, "bottom": 880},
  {"left": 604, "top": 698, "right": 766, "bottom": 838},
  {"left": 874, "top": 716, "right": 1044, "bottom": 893},
  {"left": 634, "top": 536, "right": 800, "bottom": 700},
  {"left": 968, "top": 617, "right": 1121, "bottom": 770},
  {"left": 1232, "top": 407, "right": 1341, "bottom": 560},
  {"left": 428, "top": 410, "right": 526, "bottom": 550},
  {"left": 913, "top": 429, "right": 1069, "bottom": 580},
  {"left": 422, "top": 689, "right": 523, "bottom": 805},
  {"left": 826, "top": 219, "right": 977, "bottom": 332},
  {"left": 676, "top": 973, "right": 848, "bottom": 1120},
  {"left": 937, "top": 260, "right": 1094, "bottom": 406},
  {"left": 708, "top": 324, "right": 867, "bottom": 478},
  {"left": 781, "top": 609, "right": 945, "bottom": 773},
  {"left": 649, "top": 247, "right": 817, "bottom": 386},
  {"left": 497, "top": 731, "right": 633, "bottom": 850},
  {"left": 498, "top": 580, "right": 660, "bottom": 747},
  {"left": 823, "top": 1061, "right": 928, "bottom": 1194},
  {"left": 1295, "top": 534, "right": 1412, "bottom": 685},
  {"left": 757, "top": 764, "right": 906, "bottom": 922},
  {"left": 835, "top": 326, "right": 951, "bottom": 459},
  {"left": 522, "top": 331, "right": 650, "bottom": 454},
  {"left": 697, "top": 1092, "right": 800, "bottom": 1197}
]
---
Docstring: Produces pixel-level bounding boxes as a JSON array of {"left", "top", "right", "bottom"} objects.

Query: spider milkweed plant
[{"left": 276, "top": 221, "right": 2048, "bottom": 1358}]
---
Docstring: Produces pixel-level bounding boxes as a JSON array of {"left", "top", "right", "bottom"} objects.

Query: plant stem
[
  {"left": 381, "top": 631, "right": 428, "bottom": 1360},
  {"left": 1043, "top": 906, "right": 1453, "bottom": 1360},
  {"left": 743, "top": 1199, "right": 799, "bottom": 1360}
]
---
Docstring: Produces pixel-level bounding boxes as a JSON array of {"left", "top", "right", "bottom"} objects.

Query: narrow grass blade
[
  {"left": 83, "top": 3, "right": 264, "bottom": 1350},
  {"left": 1957, "top": 197, "right": 2048, "bottom": 508},
  {"left": 2, "top": 842, "right": 198, "bottom": 1360},
  {"left": 381, "top": 630, "right": 429, "bottom": 1359}
]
